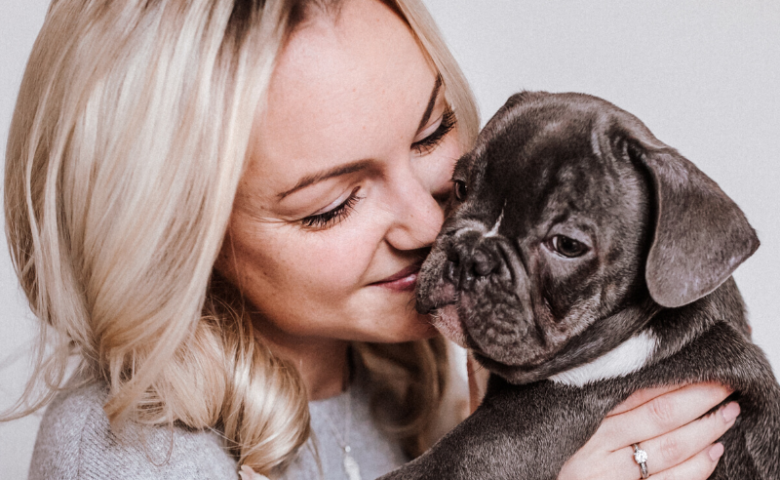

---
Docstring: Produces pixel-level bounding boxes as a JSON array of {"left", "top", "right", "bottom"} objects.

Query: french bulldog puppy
[{"left": 379, "top": 92, "right": 780, "bottom": 480}]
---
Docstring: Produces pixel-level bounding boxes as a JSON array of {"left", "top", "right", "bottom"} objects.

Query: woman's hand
[
  {"left": 239, "top": 465, "right": 270, "bottom": 480},
  {"left": 558, "top": 383, "right": 738, "bottom": 480}
]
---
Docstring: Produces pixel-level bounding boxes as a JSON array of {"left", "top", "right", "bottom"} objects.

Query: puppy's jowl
[{"left": 380, "top": 92, "right": 780, "bottom": 480}]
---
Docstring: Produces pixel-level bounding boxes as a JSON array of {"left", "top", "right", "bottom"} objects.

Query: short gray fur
[
  {"left": 380, "top": 92, "right": 780, "bottom": 479},
  {"left": 29, "top": 369, "right": 407, "bottom": 479}
]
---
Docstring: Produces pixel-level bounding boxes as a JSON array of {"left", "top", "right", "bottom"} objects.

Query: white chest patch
[{"left": 549, "top": 330, "right": 657, "bottom": 387}]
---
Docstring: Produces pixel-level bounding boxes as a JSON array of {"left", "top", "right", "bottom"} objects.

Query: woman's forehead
[
  {"left": 244, "top": 0, "right": 437, "bottom": 199},
  {"left": 272, "top": 0, "right": 433, "bottom": 105}
]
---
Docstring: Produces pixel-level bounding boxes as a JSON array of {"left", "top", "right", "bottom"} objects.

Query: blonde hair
[{"left": 3, "top": 0, "right": 478, "bottom": 475}]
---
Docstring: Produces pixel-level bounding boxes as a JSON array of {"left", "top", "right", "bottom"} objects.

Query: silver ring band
[{"left": 632, "top": 443, "right": 649, "bottom": 479}]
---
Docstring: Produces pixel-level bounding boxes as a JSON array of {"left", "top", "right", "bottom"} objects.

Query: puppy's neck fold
[{"left": 548, "top": 303, "right": 661, "bottom": 387}]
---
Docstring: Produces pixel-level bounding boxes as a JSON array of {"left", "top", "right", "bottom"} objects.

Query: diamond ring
[{"left": 632, "top": 443, "right": 649, "bottom": 479}]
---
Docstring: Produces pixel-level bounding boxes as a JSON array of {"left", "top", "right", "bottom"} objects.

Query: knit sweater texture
[{"left": 28, "top": 376, "right": 407, "bottom": 480}]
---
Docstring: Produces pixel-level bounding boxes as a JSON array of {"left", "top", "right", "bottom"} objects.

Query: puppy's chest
[{"left": 549, "top": 330, "right": 658, "bottom": 387}]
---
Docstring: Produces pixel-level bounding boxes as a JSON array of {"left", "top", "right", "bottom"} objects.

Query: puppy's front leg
[{"left": 379, "top": 376, "right": 609, "bottom": 480}]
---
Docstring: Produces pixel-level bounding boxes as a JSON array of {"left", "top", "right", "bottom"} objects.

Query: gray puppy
[{"left": 378, "top": 92, "right": 780, "bottom": 480}]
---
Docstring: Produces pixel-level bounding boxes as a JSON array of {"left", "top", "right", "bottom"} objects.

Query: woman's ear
[{"left": 627, "top": 140, "right": 759, "bottom": 308}]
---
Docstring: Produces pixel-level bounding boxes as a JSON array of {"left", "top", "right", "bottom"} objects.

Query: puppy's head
[{"left": 418, "top": 92, "right": 758, "bottom": 384}]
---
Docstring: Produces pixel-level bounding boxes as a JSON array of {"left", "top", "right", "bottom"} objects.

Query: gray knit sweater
[{"left": 28, "top": 377, "right": 408, "bottom": 480}]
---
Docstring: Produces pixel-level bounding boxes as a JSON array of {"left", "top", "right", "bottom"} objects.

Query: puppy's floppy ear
[{"left": 615, "top": 121, "right": 759, "bottom": 308}]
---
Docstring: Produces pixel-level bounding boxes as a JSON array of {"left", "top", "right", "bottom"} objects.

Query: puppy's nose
[
  {"left": 444, "top": 243, "right": 500, "bottom": 290},
  {"left": 472, "top": 249, "right": 497, "bottom": 276}
]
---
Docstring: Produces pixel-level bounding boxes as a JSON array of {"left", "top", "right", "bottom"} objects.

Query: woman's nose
[{"left": 383, "top": 163, "right": 446, "bottom": 252}]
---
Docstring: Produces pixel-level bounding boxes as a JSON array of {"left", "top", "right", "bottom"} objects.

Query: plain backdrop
[{"left": 1, "top": 1, "right": 779, "bottom": 477}]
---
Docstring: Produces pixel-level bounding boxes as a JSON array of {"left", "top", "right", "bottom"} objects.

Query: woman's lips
[{"left": 370, "top": 263, "right": 421, "bottom": 292}]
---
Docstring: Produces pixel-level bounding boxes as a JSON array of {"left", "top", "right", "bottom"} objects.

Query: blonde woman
[{"left": 3, "top": 0, "right": 738, "bottom": 479}]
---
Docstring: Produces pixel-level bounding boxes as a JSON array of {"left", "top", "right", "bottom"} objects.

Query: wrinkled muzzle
[{"left": 417, "top": 225, "right": 536, "bottom": 366}]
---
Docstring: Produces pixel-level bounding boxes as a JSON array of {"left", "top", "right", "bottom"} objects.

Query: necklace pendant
[{"left": 343, "top": 449, "right": 362, "bottom": 480}]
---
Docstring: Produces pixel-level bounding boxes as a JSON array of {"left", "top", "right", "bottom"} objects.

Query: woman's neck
[{"left": 252, "top": 320, "right": 350, "bottom": 401}]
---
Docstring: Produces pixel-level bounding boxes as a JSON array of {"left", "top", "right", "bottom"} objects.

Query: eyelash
[
  {"left": 299, "top": 110, "right": 455, "bottom": 230},
  {"left": 412, "top": 109, "right": 457, "bottom": 155},
  {"left": 301, "top": 187, "right": 363, "bottom": 229}
]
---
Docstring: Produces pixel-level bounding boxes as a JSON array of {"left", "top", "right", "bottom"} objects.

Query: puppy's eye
[
  {"left": 550, "top": 235, "right": 589, "bottom": 258},
  {"left": 453, "top": 180, "right": 468, "bottom": 202}
]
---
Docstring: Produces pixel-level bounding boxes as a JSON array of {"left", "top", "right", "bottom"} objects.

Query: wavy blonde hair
[{"left": 3, "top": 0, "right": 478, "bottom": 475}]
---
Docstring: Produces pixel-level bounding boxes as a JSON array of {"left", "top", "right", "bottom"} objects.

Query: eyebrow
[
  {"left": 277, "top": 74, "right": 443, "bottom": 200},
  {"left": 418, "top": 74, "right": 443, "bottom": 131}
]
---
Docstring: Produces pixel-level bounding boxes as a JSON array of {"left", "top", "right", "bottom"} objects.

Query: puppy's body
[
  {"left": 384, "top": 279, "right": 779, "bottom": 479},
  {"left": 379, "top": 92, "right": 780, "bottom": 480}
]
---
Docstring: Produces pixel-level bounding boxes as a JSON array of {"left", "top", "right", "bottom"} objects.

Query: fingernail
[
  {"left": 709, "top": 443, "right": 725, "bottom": 461},
  {"left": 721, "top": 402, "right": 740, "bottom": 422}
]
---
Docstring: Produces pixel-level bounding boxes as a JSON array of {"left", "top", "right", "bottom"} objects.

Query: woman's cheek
[{"left": 302, "top": 224, "right": 377, "bottom": 288}]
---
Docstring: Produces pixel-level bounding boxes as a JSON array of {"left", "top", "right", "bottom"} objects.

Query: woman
[{"left": 3, "top": 0, "right": 737, "bottom": 478}]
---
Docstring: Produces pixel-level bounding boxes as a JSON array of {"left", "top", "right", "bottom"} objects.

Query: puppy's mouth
[
  {"left": 429, "top": 303, "right": 469, "bottom": 348},
  {"left": 428, "top": 302, "right": 550, "bottom": 370},
  {"left": 421, "top": 282, "right": 557, "bottom": 372},
  {"left": 416, "top": 275, "right": 472, "bottom": 347}
]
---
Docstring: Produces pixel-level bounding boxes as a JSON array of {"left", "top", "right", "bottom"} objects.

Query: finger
[
  {"left": 599, "top": 383, "right": 733, "bottom": 448},
  {"left": 612, "top": 402, "right": 739, "bottom": 475},
  {"left": 607, "top": 385, "right": 683, "bottom": 417},
  {"left": 648, "top": 443, "right": 724, "bottom": 480}
]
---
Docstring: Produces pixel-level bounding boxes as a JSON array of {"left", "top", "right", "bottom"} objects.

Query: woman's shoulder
[{"left": 29, "top": 381, "right": 238, "bottom": 480}]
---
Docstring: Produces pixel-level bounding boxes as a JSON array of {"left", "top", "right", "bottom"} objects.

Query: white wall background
[
  {"left": 1, "top": 2, "right": 50, "bottom": 478},
  {"left": 1, "top": 1, "right": 779, "bottom": 477}
]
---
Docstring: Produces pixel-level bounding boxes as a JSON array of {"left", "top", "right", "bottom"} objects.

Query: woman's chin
[
  {"left": 412, "top": 316, "right": 441, "bottom": 340},
  {"left": 361, "top": 313, "right": 439, "bottom": 344}
]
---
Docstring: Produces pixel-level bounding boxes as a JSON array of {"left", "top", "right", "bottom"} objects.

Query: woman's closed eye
[
  {"left": 301, "top": 187, "right": 364, "bottom": 229},
  {"left": 412, "top": 108, "right": 456, "bottom": 155}
]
